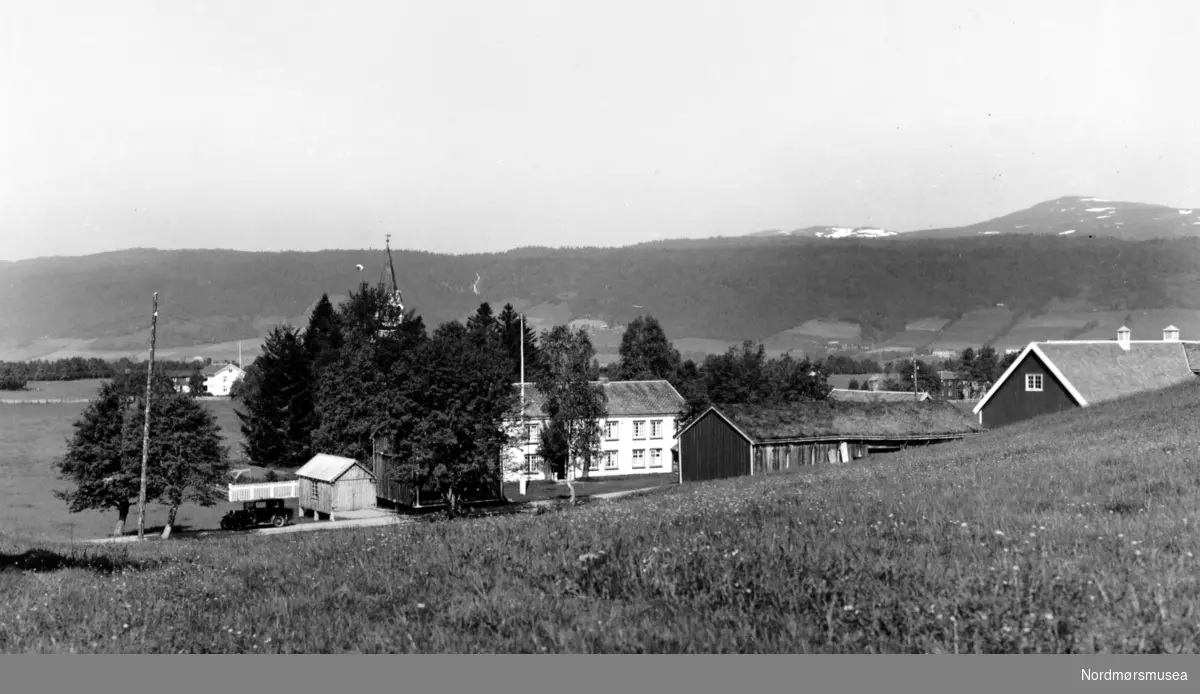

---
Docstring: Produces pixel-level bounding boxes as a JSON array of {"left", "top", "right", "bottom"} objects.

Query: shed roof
[
  {"left": 513, "top": 379, "right": 686, "bottom": 418},
  {"left": 684, "top": 400, "right": 981, "bottom": 444},
  {"left": 295, "top": 454, "right": 371, "bottom": 483},
  {"left": 201, "top": 363, "right": 243, "bottom": 377},
  {"left": 828, "top": 388, "right": 930, "bottom": 403},
  {"left": 974, "top": 340, "right": 1200, "bottom": 413}
]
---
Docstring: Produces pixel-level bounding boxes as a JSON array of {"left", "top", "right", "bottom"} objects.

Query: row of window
[
  {"left": 526, "top": 418, "right": 670, "bottom": 444},
  {"left": 523, "top": 448, "right": 667, "bottom": 473}
]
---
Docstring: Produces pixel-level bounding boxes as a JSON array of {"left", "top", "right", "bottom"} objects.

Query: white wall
[
  {"left": 204, "top": 366, "right": 245, "bottom": 397},
  {"left": 503, "top": 413, "right": 678, "bottom": 481}
]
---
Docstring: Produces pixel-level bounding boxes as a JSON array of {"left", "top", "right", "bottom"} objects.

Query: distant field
[
  {"left": 881, "top": 330, "right": 937, "bottom": 350},
  {"left": 784, "top": 319, "right": 861, "bottom": 341},
  {"left": 0, "top": 397, "right": 250, "bottom": 542},
  {"left": 904, "top": 317, "right": 951, "bottom": 331},
  {"left": 673, "top": 338, "right": 737, "bottom": 356},
  {"left": 1, "top": 379, "right": 107, "bottom": 401},
  {"left": 0, "top": 338, "right": 263, "bottom": 365},
  {"left": 1075, "top": 309, "right": 1200, "bottom": 341},
  {"left": 928, "top": 307, "right": 1014, "bottom": 351}
]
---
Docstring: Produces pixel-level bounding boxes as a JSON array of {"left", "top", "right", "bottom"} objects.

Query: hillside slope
[
  {"left": 3, "top": 379, "right": 1200, "bottom": 652},
  {"left": 2, "top": 236, "right": 1199, "bottom": 355}
]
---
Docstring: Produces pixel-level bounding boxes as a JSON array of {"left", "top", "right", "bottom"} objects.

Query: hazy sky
[{"left": 2, "top": 0, "right": 1197, "bottom": 260}]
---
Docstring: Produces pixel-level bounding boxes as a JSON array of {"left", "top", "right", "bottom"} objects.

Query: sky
[{"left": 1, "top": 0, "right": 1198, "bottom": 260}]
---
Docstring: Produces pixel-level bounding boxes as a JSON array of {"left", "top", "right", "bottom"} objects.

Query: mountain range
[
  {"left": 752, "top": 196, "right": 1200, "bottom": 241},
  {"left": 2, "top": 195, "right": 1200, "bottom": 364}
]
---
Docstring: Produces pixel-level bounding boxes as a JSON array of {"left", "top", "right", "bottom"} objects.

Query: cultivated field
[
  {"left": 927, "top": 307, "right": 1014, "bottom": 352},
  {"left": 4, "top": 380, "right": 1200, "bottom": 652}
]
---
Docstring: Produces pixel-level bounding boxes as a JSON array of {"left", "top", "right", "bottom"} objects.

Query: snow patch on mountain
[{"left": 1059, "top": 229, "right": 1076, "bottom": 235}]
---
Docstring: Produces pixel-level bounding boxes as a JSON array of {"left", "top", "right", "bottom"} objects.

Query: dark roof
[
  {"left": 690, "top": 400, "right": 981, "bottom": 444},
  {"left": 828, "top": 388, "right": 930, "bottom": 403},
  {"left": 975, "top": 340, "right": 1200, "bottom": 413},
  {"left": 513, "top": 380, "right": 686, "bottom": 418},
  {"left": 164, "top": 369, "right": 196, "bottom": 379}
]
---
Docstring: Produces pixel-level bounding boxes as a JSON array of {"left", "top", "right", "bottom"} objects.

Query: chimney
[
  {"left": 1117, "top": 326, "right": 1131, "bottom": 350},
  {"left": 1163, "top": 325, "right": 1180, "bottom": 342}
]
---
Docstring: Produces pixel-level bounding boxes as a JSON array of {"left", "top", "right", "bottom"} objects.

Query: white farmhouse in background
[
  {"left": 504, "top": 379, "right": 687, "bottom": 481},
  {"left": 201, "top": 363, "right": 246, "bottom": 397}
]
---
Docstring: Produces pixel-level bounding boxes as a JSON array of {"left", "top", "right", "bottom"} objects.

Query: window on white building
[
  {"left": 650, "top": 448, "right": 663, "bottom": 468},
  {"left": 633, "top": 420, "right": 646, "bottom": 440},
  {"left": 604, "top": 450, "right": 618, "bottom": 470},
  {"left": 651, "top": 420, "right": 663, "bottom": 439},
  {"left": 527, "top": 424, "right": 539, "bottom": 444},
  {"left": 1025, "top": 374, "right": 1043, "bottom": 392},
  {"left": 524, "top": 453, "right": 542, "bottom": 473},
  {"left": 587, "top": 455, "right": 600, "bottom": 471},
  {"left": 604, "top": 420, "right": 619, "bottom": 440},
  {"left": 632, "top": 449, "right": 646, "bottom": 468}
]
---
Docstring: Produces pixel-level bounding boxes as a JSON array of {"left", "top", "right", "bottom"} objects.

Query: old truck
[{"left": 219, "top": 499, "right": 294, "bottom": 531}]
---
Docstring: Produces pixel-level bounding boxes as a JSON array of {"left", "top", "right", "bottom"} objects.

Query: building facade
[
  {"left": 504, "top": 379, "right": 687, "bottom": 481},
  {"left": 973, "top": 326, "right": 1200, "bottom": 428},
  {"left": 201, "top": 363, "right": 246, "bottom": 397}
]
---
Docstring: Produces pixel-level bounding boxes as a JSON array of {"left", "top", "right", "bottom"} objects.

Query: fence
[{"left": 227, "top": 481, "right": 300, "bottom": 502}]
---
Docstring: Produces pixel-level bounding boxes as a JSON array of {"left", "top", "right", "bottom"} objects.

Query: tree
[
  {"left": 702, "top": 341, "right": 769, "bottom": 405},
  {"left": 303, "top": 293, "right": 344, "bottom": 373},
  {"left": 898, "top": 358, "right": 941, "bottom": 396},
  {"left": 53, "top": 370, "right": 174, "bottom": 537},
  {"left": 764, "top": 353, "right": 832, "bottom": 402},
  {"left": 497, "top": 303, "right": 541, "bottom": 382},
  {"left": 133, "top": 391, "right": 229, "bottom": 538},
  {"left": 187, "top": 370, "right": 207, "bottom": 396},
  {"left": 974, "top": 346, "right": 1000, "bottom": 385},
  {"left": 534, "top": 326, "right": 607, "bottom": 490},
  {"left": 383, "top": 320, "right": 515, "bottom": 517},
  {"left": 616, "top": 315, "right": 681, "bottom": 381},
  {"left": 848, "top": 378, "right": 860, "bottom": 390},
  {"left": 235, "top": 325, "right": 314, "bottom": 466},
  {"left": 672, "top": 358, "right": 709, "bottom": 427}
]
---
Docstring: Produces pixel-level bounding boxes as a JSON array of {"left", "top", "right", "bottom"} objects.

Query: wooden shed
[
  {"left": 676, "top": 400, "right": 982, "bottom": 484},
  {"left": 296, "top": 454, "right": 377, "bottom": 520}
]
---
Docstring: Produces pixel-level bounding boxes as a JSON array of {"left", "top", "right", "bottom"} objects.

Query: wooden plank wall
[{"left": 753, "top": 441, "right": 868, "bottom": 474}]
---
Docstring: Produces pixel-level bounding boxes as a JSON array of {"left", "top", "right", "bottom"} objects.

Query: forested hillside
[{"left": 1, "top": 235, "right": 1197, "bottom": 350}]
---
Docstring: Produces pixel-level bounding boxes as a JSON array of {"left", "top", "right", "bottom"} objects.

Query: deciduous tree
[
  {"left": 616, "top": 315, "right": 680, "bottom": 381},
  {"left": 534, "top": 326, "right": 607, "bottom": 492}
]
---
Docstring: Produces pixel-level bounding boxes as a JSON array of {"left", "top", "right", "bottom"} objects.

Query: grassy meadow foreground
[{"left": 3, "top": 381, "right": 1200, "bottom": 652}]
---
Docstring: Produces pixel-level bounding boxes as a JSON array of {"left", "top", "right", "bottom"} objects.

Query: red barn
[
  {"left": 973, "top": 326, "right": 1200, "bottom": 429},
  {"left": 676, "top": 400, "right": 980, "bottom": 484}
]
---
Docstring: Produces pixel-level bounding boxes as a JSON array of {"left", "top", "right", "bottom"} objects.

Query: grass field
[
  {"left": 0, "top": 379, "right": 108, "bottom": 401},
  {"left": 928, "top": 307, "right": 1014, "bottom": 352},
  {"left": 4, "top": 380, "right": 1200, "bottom": 652}
]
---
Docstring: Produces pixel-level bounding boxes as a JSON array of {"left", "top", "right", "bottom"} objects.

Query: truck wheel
[{"left": 271, "top": 514, "right": 287, "bottom": 528}]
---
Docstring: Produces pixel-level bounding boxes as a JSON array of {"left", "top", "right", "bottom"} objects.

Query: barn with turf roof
[
  {"left": 676, "top": 400, "right": 980, "bottom": 483},
  {"left": 972, "top": 325, "right": 1200, "bottom": 429}
]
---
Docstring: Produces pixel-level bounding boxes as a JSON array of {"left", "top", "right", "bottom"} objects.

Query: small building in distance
[
  {"left": 676, "top": 400, "right": 980, "bottom": 484},
  {"left": 164, "top": 369, "right": 197, "bottom": 394},
  {"left": 201, "top": 363, "right": 246, "bottom": 397},
  {"left": 973, "top": 325, "right": 1200, "bottom": 428},
  {"left": 296, "top": 454, "right": 376, "bottom": 520}
]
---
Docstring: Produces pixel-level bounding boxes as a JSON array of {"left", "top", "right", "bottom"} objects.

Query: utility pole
[
  {"left": 137, "top": 292, "right": 159, "bottom": 541},
  {"left": 518, "top": 313, "right": 527, "bottom": 497},
  {"left": 912, "top": 351, "right": 919, "bottom": 401}
]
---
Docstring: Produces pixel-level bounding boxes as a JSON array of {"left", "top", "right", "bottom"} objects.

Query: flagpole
[{"left": 519, "top": 314, "right": 527, "bottom": 496}]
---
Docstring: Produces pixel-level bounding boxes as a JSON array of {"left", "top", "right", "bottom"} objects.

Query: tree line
[{"left": 0, "top": 356, "right": 220, "bottom": 391}]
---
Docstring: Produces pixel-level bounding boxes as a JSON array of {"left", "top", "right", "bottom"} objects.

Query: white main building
[{"left": 504, "top": 379, "right": 687, "bottom": 481}]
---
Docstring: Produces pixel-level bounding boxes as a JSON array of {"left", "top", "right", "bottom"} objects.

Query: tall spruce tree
[{"left": 235, "top": 325, "right": 314, "bottom": 466}]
